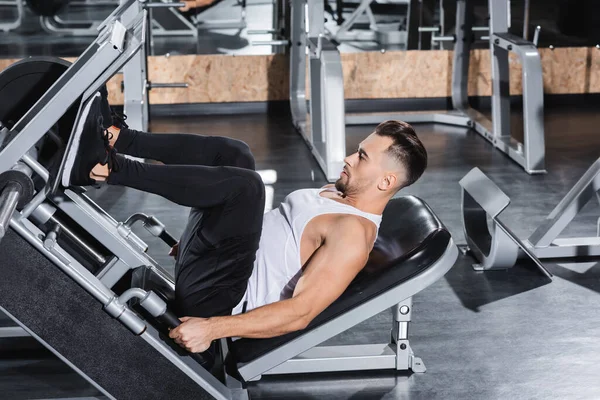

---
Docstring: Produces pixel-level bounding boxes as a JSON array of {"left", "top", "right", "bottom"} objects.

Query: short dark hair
[{"left": 374, "top": 120, "right": 427, "bottom": 188}]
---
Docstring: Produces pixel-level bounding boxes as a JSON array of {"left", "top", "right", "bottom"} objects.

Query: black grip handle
[
  {"left": 161, "top": 310, "right": 212, "bottom": 367},
  {"left": 159, "top": 230, "right": 178, "bottom": 248},
  {"left": 160, "top": 309, "right": 181, "bottom": 328}
]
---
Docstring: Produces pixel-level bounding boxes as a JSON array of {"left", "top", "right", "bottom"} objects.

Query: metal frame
[
  {"left": 459, "top": 162, "right": 600, "bottom": 275},
  {"left": 191, "top": 0, "right": 247, "bottom": 30},
  {"left": 0, "top": 0, "right": 24, "bottom": 32},
  {"left": 41, "top": 0, "right": 197, "bottom": 38},
  {"left": 349, "top": 0, "right": 546, "bottom": 174},
  {"left": 331, "top": 0, "right": 410, "bottom": 46},
  {"left": 121, "top": 0, "right": 190, "bottom": 131},
  {"left": 236, "top": 240, "right": 458, "bottom": 381},
  {"left": 256, "top": 298, "right": 426, "bottom": 377},
  {"left": 0, "top": 6, "right": 242, "bottom": 398},
  {"left": 290, "top": 0, "right": 346, "bottom": 182},
  {"left": 293, "top": 0, "right": 546, "bottom": 179}
]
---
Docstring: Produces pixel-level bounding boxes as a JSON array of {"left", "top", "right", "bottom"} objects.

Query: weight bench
[{"left": 226, "top": 196, "right": 457, "bottom": 382}]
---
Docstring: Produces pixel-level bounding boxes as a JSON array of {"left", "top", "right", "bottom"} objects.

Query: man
[{"left": 64, "top": 89, "right": 427, "bottom": 367}]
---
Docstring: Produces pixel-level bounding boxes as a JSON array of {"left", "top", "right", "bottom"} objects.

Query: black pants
[{"left": 107, "top": 128, "right": 265, "bottom": 318}]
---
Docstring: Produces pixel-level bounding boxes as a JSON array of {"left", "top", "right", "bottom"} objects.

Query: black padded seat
[{"left": 230, "top": 195, "right": 452, "bottom": 364}]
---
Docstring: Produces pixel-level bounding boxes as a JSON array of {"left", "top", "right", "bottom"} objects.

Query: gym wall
[{"left": 1, "top": 46, "right": 598, "bottom": 105}]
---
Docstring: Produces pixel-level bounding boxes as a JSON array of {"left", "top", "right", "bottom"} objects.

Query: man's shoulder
[{"left": 323, "top": 214, "right": 375, "bottom": 242}]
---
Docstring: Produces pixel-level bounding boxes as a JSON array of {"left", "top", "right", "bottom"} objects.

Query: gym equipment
[
  {"left": 330, "top": 0, "right": 410, "bottom": 46},
  {"left": 25, "top": 0, "right": 70, "bottom": 16},
  {"left": 248, "top": 0, "right": 289, "bottom": 53},
  {"left": 289, "top": 0, "right": 346, "bottom": 181},
  {"left": 0, "top": 0, "right": 24, "bottom": 32},
  {"left": 121, "top": 0, "right": 190, "bottom": 131},
  {"left": 0, "top": 2, "right": 457, "bottom": 397},
  {"left": 228, "top": 197, "right": 457, "bottom": 380},
  {"left": 191, "top": 0, "right": 247, "bottom": 30},
  {"left": 290, "top": 0, "right": 546, "bottom": 181},
  {"left": 38, "top": 0, "right": 198, "bottom": 38},
  {"left": 460, "top": 160, "right": 600, "bottom": 276}
]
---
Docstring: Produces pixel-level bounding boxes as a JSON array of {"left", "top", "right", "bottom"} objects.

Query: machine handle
[
  {"left": 144, "top": 2, "right": 186, "bottom": 9},
  {"left": 0, "top": 182, "right": 22, "bottom": 239},
  {"left": 160, "top": 309, "right": 212, "bottom": 366},
  {"left": 160, "top": 309, "right": 182, "bottom": 328},
  {"left": 159, "top": 230, "right": 178, "bottom": 248}
]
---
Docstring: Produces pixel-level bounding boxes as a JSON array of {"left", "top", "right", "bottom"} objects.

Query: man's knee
[
  {"left": 232, "top": 170, "right": 265, "bottom": 214},
  {"left": 221, "top": 138, "right": 255, "bottom": 170}
]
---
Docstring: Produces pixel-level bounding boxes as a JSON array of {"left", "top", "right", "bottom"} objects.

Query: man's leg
[
  {"left": 110, "top": 127, "right": 255, "bottom": 170},
  {"left": 66, "top": 92, "right": 264, "bottom": 320},
  {"left": 99, "top": 84, "right": 254, "bottom": 170}
]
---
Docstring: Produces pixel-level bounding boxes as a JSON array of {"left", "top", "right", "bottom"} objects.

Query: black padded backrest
[{"left": 230, "top": 196, "right": 451, "bottom": 364}]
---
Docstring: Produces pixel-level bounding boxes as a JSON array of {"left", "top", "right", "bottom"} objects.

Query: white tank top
[{"left": 232, "top": 188, "right": 382, "bottom": 315}]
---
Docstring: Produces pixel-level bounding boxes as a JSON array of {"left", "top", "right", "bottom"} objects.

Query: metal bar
[
  {"left": 122, "top": 1, "right": 149, "bottom": 131},
  {"left": 22, "top": 153, "right": 50, "bottom": 183},
  {"left": 144, "top": 2, "right": 185, "bottom": 8},
  {"left": 532, "top": 25, "right": 540, "bottom": 46},
  {"left": 247, "top": 29, "right": 277, "bottom": 34},
  {"left": 319, "top": 47, "right": 346, "bottom": 181},
  {"left": 458, "top": 167, "right": 511, "bottom": 218},
  {"left": 333, "top": 0, "right": 372, "bottom": 38},
  {"left": 289, "top": 0, "right": 308, "bottom": 128},
  {"left": 523, "top": 0, "right": 530, "bottom": 40},
  {"left": 520, "top": 44, "right": 546, "bottom": 173},
  {"left": 149, "top": 82, "right": 189, "bottom": 89},
  {"left": 418, "top": 26, "right": 439, "bottom": 32},
  {"left": 529, "top": 158, "right": 600, "bottom": 247},
  {"left": 251, "top": 40, "right": 290, "bottom": 46},
  {"left": 496, "top": 219, "right": 552, "bottom": 278},
  {"left": 432, "top": 35, "right": 454, "bottom": 42},
  {"left": 262, "top": 344, "right": 397, "bottom": 375},
  {"left": 452, "top": 0, "right": 473, "bottom": 111},
  {"left": 0, "top": 182, "right": 21, "bottom": 239},
  {"left": 532, "top": 237, "right": 600, "bottom": 259},
  {"left": 50, "top": 214, "right": 107, "bottom": 265},
  {"left": 0, "top": 326, "right": 29, "bottom": 338},
  {"left": 488, "top": 0, "right": 512, "bottom": 145}
]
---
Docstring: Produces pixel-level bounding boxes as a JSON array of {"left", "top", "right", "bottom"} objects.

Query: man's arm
[
  {"left": 169, "top": 217, "right": 370, "bottom": 353},
  {"left": 179, "top": 0, "right": 217, "bottom": 11}
]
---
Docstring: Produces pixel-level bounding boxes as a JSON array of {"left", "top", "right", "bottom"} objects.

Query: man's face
[{"left": 335, "top": 133, "right": 403, "bottom": 196}]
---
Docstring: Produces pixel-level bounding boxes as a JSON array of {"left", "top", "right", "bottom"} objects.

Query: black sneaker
[
  {"left": 99, "top": 84, "right": 129, "bottom": 130},
  {"left": 99, "top": 84, "right": 113, "bottom": 130},
  {"left": 111, "top": 109, "right": 129, "bottom": 130},
  {"left": 62, "top": 92, "right": 116, "bottom": 187}
]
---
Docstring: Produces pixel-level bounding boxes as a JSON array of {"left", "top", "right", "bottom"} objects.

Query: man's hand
[
  {"left": 179, "top": 0, "right": 195, "bottom": 11},
  {"left": 169, "top": 242, "right": 179, "bottom": 258},
  {"left": 179, "top": 0, "right": 217, "bottom": 11},
  {"left": 169, "top": 317, "right": 213, "bottom": 353}
]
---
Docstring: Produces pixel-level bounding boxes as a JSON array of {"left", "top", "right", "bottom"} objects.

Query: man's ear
[{"left": 378, "top": 173, "right": 398, "bottom": 191}]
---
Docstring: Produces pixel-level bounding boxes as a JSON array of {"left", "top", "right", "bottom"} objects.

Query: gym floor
[{"left": 0, "top": 102, "right": 599, "bottom": 399}]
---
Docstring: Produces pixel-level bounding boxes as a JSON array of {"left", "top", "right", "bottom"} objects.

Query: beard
[
  {"left": 335, "top": 177, "right": 347, "bottom": 194},
  {"left": 335, "top": 173, "right": 366, "bottom": 197}
]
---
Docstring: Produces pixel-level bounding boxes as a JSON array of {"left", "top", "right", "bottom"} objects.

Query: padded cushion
[{"left": 230, "top": 196, "right": 452, "bottom": 364}]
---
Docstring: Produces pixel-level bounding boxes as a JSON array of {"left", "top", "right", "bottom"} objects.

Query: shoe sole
[{"left": 62, "top": 92, "right": 101, "bottom": 188}]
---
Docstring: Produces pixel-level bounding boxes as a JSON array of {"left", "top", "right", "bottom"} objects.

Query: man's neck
[{"left": 340, "top": 192, "right": 389, "bottom": 215}]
